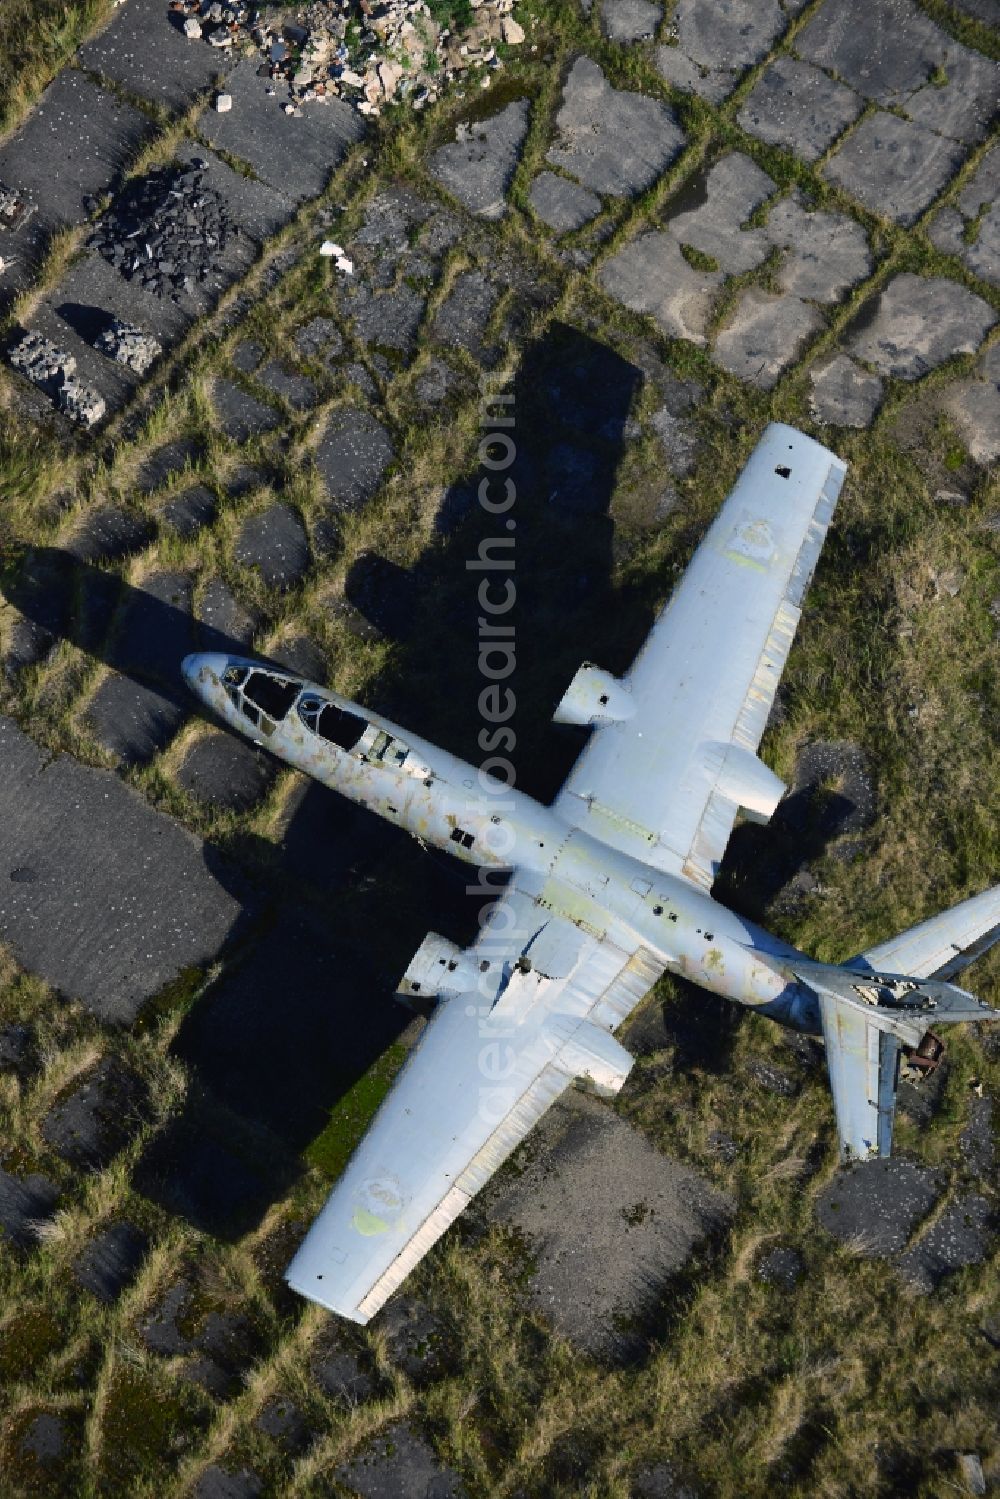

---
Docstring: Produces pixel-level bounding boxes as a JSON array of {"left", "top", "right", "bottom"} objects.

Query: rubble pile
[
  {"left": 94, "top": 318, "right": 163, "bottom": 374},
  {"left": 9, "top": 332, "right": 106, "bottom": 428},
  {"left": 89, "top": 161, "right": 236, "bottom": 303},
  {"left": 168, "top": 0, "right": 524, "bottom": 116},
  {"left": 0, "top": 180, "right": 34, "bottom": 231}
]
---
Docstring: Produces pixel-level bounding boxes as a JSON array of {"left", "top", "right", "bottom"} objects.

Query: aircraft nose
[{"left": 181, "top": 652, "right": 230, "bottom": 698}]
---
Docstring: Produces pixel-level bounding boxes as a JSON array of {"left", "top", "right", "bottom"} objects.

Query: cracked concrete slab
[
  {"left": 809, "top": 353, "right": 883, "bottom": 427},
  {"left": 796, "top": 0, "right": 998, "bottom": 140},
  {"left": 0, "top": 715, "right": 239, "bottom": 1023},
  {"left": 665, "top": 153, "right": 775, "bottom": 275},
  {"left": 601, "top": 230, "right": 723, "bottom": 344},
  {"left": 546, "top": 58, "right": 685, "bottom": 198},
  {"left": 823, "top": 112, "right": 964, "bottom": 225},
  {"left": 929, "top": 146, "right": 1000, "bottom": 286},
  {"left": 198, "top": 58, "right": 364, "bottom": 204},
  {"left": 737, "top": 56, "right": 863, "bottom": 162},
  {"left": 816, "top": 1159, "right": 941, "bottom": 1255},
  {"left": 601, "top": 0, "right": 663, "bottom": 41},
  {"left": 79, "top": 0, "right": 235, "bottom": 113},
  {"left": 487, "top": 1093, "right": 733, "bottom": 1354},
  {"left": 429, "top": 100, "right": 529, "bottom": 220},
  {"left": 766, "top": 196, "right": 872, "bottom": 303},
  {"left": 847, "top": 273, "right": 995, "bottom": 378},
  {"left": 656, "top": 0, "right": 788, "bottom": 101},
  {"left": 940, "top": 342, "right": 1000, "bottom": 466},
  {"left": 529, "top": 172, "right": 602, "bottom": 233},
  {"left": 0, "top": 71, "right": 153, "bottom": 298},
  {"left": 713, "top": 289, "right": 823, "bottom": 388}
]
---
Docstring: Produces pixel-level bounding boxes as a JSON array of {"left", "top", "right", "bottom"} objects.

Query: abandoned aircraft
[{"left": 182, "top": 423, "right": 1000, "bottom": 1323}]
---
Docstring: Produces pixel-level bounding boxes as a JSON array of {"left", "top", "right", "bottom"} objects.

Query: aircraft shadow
[{"left": 2, "top": 323, "right": 661, "bottom": 1238}]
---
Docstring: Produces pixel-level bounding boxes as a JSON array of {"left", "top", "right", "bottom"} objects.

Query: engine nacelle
[
  {"left": 553, "top": 663, "right": 635, "bottom": 727},
  {"left": 704, "top": 741, "right": 785, "bottom": 824},
  {"left": 397, "top": 932, "right": 473, "bottom": 1005}
]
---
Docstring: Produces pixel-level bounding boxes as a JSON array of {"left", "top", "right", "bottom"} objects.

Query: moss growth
[
  {"left": 0, "top": 1309, "right": 65, "bottom": 1385},
  {"left": 306, "top": 1043, "right": 411, "bottom": 1179},
  {"left": 679, "top": 241, "right": 720, "bottom": 273},
  {"left": 98, "top": 1369, "right": 208, "bottom": 1495}
]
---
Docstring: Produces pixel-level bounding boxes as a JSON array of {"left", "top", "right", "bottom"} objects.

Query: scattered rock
[
  {"left": 215, "top": 92, "right": 233, "bottom": 112},
  {"left": 816, "top": 1160, "right": 941, "bottom": 1256},
  {"left": 74, "top": 1221, "right": 148, "bottom": 1303},
  {"left": 430, "top": 99, "right": 529, "bottom": 220},
  {"left": 809, "top": 353, "right": 883, "bottom": 428},
  {"left": 234, "top": 502, "right": 310, "bottom": 589},
  {"left": 847, "top": 274, "right": 995, "bottom": 379},
  {"left": 90, "top": 160, "right": 235, "bottom": 304},
  {"left": 94, "top": 317, "right": 161, "bottom": 374}
]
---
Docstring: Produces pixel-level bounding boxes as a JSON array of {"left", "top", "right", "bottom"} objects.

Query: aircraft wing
[
  {"left": 553, "top": 424, "right": 847, "bottom": 891},
  {"left": 286, "top": 885, "right": 664, "bottom": 1322}
]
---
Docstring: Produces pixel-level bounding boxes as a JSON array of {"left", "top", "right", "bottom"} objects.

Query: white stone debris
[
  {"left": 94, "top": 318, "right": 163, "bottom": 375},
  {"left": 8, "top": 331, "right": 105, "bottom": 428},
  {"left": 0, "top": 180, "right": 34, "bottom": 231},
  {"left": 319, "top": 240, "right": 354, "bottom": 273},
  {"left": 215, "top": 92, "right": 233, "bottom": 111},
  {"left": 165, "top": 0, "right": 524, "bottom": 116}
]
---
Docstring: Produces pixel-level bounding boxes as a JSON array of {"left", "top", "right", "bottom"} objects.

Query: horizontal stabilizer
[
  {"left": 796, "top": 959, "right": 999, "bottom": 1162},
  {"left": 850, "top": 885, "right": 1000, "bottom": 982}
]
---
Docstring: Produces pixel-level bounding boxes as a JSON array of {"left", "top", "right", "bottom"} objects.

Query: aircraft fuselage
[{"left": 183, "top": 654, "right": 822, "bottom": 1037}]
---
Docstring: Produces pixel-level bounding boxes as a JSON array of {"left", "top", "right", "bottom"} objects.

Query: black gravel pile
[{"left": 89, "top": 160, "right": 237, "bottom": 302}]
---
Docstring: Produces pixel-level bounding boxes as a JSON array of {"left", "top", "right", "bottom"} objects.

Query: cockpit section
[
  {"left": 297, "top": 690, "right": 426, "bottom": 775},
  {"left": 297, "top": 692, "right": 367, "bottom": 752},
  {"left": 222, "top": 665, "right": 299, "bottom": 736}
]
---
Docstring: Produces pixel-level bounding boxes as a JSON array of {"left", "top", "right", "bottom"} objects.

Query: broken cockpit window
[
  {"left": 297, "top": 692, "right": 367, "bottom": 751},
  {"left": 221, "top": 666, "right": 299, "bottom": 736}
]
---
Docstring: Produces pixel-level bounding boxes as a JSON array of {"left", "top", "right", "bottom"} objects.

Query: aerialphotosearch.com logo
[{"left": 464, "top": 371, "right": 535, "bottom": 1128}]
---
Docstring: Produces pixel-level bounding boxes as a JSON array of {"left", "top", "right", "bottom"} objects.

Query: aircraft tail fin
[{"left": 794, "top": 930, "right": 999, "bottom": 1162}]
